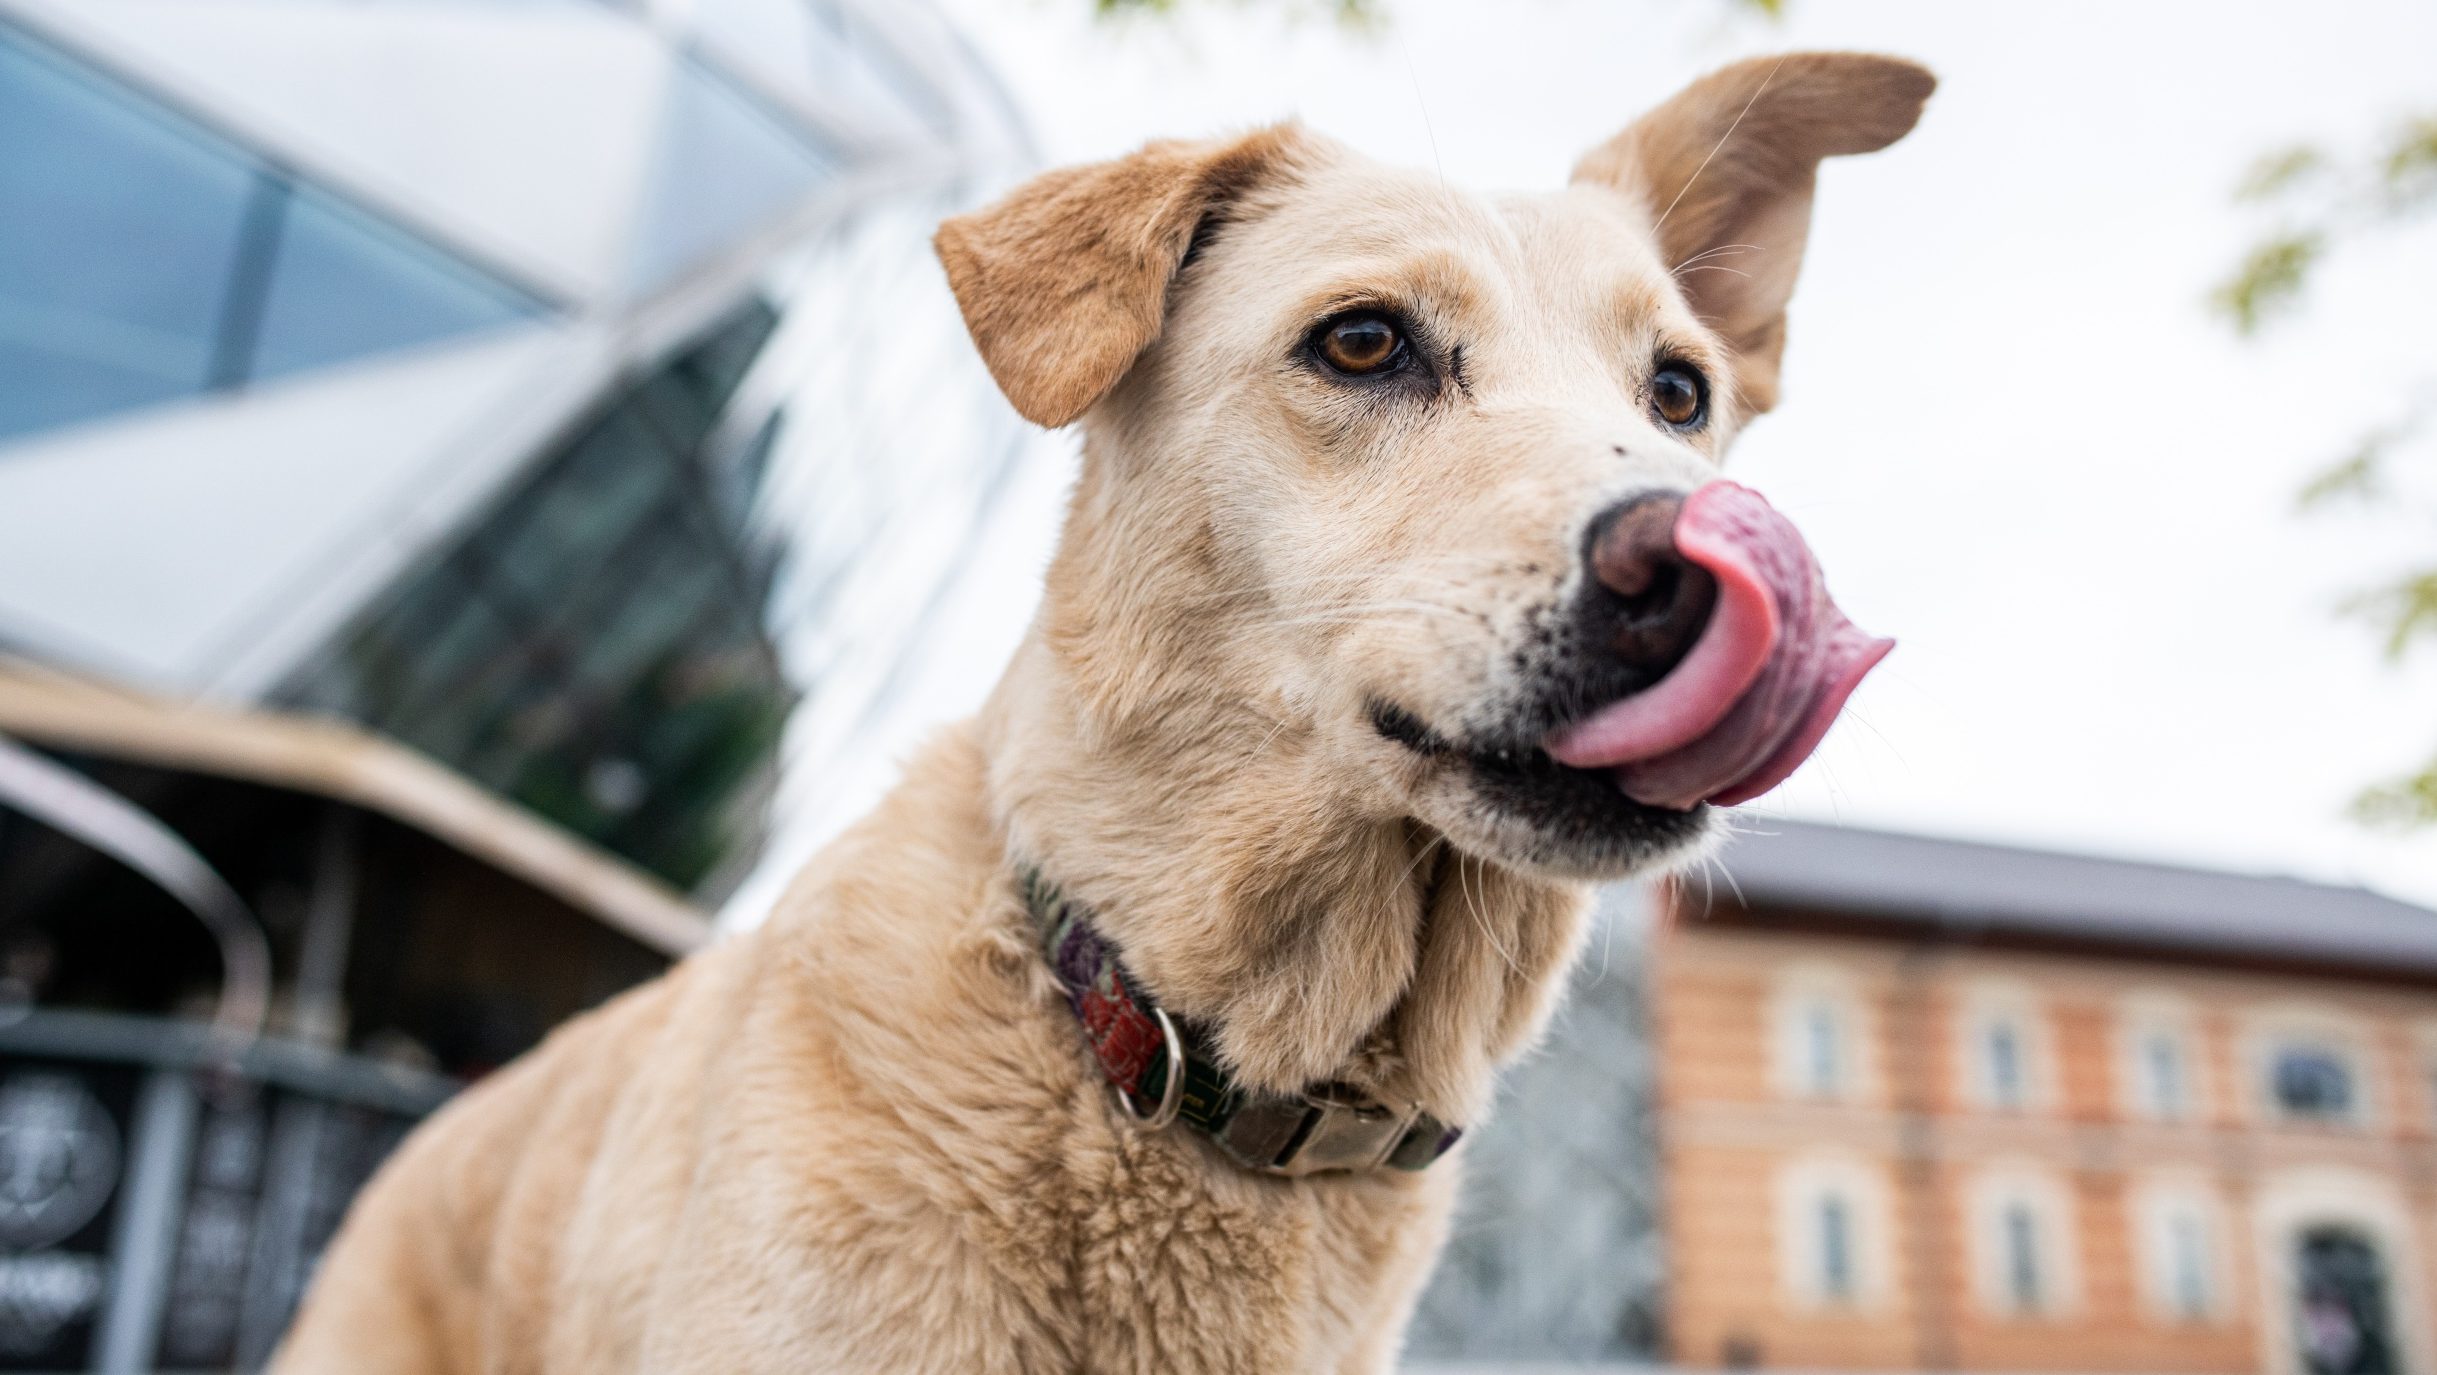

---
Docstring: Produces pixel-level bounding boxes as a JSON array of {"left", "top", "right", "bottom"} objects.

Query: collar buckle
[
  {"left": 1209, "top": 1083, "right": 1431, "bottom": 1176},
  {"left": 1275, "top": 1087, "right": 1421, "bottom": 1176}
]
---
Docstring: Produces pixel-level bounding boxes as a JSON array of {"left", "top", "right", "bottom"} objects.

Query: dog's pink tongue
[{"left": 1545, "top": 482, "right": 1891, "bottom": 810}]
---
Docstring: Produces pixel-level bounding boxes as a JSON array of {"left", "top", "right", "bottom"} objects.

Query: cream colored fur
[{"left": 271, "top": 53, "right": 1930, "bottom": 1374}]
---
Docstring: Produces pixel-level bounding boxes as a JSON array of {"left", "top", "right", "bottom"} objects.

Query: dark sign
[
  {"left": 0, "top": 1063, "right": 138, "bottom": 1367},
  {"left": 0, "top": 1018, "right": 448, "bottom": 1373}
]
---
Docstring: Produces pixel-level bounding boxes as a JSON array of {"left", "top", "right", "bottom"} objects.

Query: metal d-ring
[{"left": 1114, "top": 1006, "right": 1186, "bottom": 1132}]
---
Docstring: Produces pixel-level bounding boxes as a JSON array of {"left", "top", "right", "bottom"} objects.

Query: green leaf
[
  {"left": 2296, "top": 419, "right": 2414, "bottom": 511},
  {"left": 2235, "top": 145, "right": 2325, "bottom": 203},
  {"left": 2210, "top": 230, "right": 2323, "bottom": 335},
  {"left": 2351, "top": 754, "right": 2437, "bottom": 829},
  {"left": 2339, "top": 568, "right": 2437, "bottom": 662},
  {"left": 2380, "top": 114, "right": 2437, "bottom": 213},
  {"left": 2389, "top": 572, "right": 2437, "bottom": 661},
  {"left": 2297, "top": 447, "right": 2385, "bottom": 511}
]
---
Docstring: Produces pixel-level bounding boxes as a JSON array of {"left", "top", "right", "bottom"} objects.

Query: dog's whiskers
[
  {"left": 1155, "top": 555, "right": 1536, "bottom": 615},
  {"left": 1237, "top": 601, "right": 1482, "bottom": 634},
  {"left": 1237, "top": 713, "right": 1296, "bottom": 765},
  {"left": 1457, "top": 852, "right": 1522, "bottom": 977},
  {"left": 1671, "top": 241, "right": 1761, "bottom": 276}
]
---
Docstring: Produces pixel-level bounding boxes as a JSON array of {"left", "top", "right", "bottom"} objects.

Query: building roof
[
  {"left": 0, "top": 658, "right": 711, "bottom": 956},
  {"left": 1706, "top": 816, "right": 2437, "bottom": 976}
]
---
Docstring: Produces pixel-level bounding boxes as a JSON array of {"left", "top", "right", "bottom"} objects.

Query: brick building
[{"left": 1658, "top": 821, "right": 2437, "bottom": 1374}]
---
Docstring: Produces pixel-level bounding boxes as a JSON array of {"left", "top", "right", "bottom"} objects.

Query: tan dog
[{"left": 273, "top": 52, "right": 1930, "bottom": 1374}]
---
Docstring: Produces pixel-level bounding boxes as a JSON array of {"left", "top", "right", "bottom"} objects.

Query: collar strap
[{"left": 1021, "top": 868, "right": 1459, "bottom": 1177}]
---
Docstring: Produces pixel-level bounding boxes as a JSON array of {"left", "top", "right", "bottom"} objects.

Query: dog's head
[{"left": 940, "top": 53, "right": 1931, "bottom": 884}]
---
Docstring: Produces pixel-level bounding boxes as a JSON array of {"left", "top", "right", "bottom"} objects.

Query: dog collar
[{"left": 1020, "top": 867, "right": 1460, "bottom": 1176}]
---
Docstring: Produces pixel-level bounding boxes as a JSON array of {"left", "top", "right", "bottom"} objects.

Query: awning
[{"left": 0, "top": 657, "right": 711, "bottom": 957}]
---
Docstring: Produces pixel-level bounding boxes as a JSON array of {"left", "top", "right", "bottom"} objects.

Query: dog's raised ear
[
  {"left": 936, "top": 125, "right": 1318, "bottom": 429},
  {"left": 1574, "top": 53, "right": 1932, "bottom": 414}
]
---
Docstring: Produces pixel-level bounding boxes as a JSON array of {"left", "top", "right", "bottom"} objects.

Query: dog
[{"left": 272, "top": 51, "right": 1931, "bottom": 1374}]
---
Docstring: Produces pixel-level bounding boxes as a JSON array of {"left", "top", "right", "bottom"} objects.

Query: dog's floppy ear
[
  {"left": 1574, "top": 53, "right": 1932, "bottom": 414},
  {"left": 936, "top": 125, "right": 1317, "bottom": 429}
]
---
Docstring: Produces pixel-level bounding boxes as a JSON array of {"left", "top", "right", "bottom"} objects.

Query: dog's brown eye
[
  {"left": 1315, "top": 314, "right": 1406, "bottom": 376},
  {"left": 1651, "top": 364, "right": 1706, "bottom": 429}
]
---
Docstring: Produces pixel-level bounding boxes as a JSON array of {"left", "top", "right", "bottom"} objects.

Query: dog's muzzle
[{"left": 1548, "top": 481, "right": 1891, "bottom": 808}]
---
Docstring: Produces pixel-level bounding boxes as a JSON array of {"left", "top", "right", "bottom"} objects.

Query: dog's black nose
[{"left": 1586, "top": 493, "right": 1717, "bottom": 680}]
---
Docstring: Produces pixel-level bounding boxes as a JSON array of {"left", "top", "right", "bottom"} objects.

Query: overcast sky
[{"left": 856, "top": 0, "right": 2437, "bottom": 912}]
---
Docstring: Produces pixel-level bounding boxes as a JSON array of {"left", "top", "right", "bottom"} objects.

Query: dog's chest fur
[{"left": 282, "top": 723, "right": 1455, "bottom": 1375}]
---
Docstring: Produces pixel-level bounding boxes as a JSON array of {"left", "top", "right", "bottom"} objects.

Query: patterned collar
[{"left": 1021, "top": 867, "right": 1459, "bottom": 1177}]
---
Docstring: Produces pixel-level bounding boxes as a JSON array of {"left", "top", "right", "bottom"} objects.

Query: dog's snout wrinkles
[{"left": 1588, "top": 494, "right": 1717, "bottom": 681}]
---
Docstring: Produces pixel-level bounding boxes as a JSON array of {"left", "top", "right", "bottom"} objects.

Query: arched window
[
  {"left": 1968, "top": 1165, "right": 2078, "bottom": 1317},
  {"left": 2131, "top": 1176, "right": 2226, "bottom": 1323},
  {"left": 1803, "top": 1001, "right": 1844, "bottom": 1099},
  {"left": 2249, "top": 1008, "right": 2376, "bottom": 1128},
  {"left": 1819, "top": 1193, "right": 1856, "bottom": 1303},
  {"left": 1958, "top": 982, "right": 2050, "bottom": 1112},
  {"left": 1775, "top": 1155, "right": 1888, "bottom": 1311},
  {"left": 2119, "top": 992, "right": 2206, "bottom": 1122},
  {"left": 2002, "top": 1202, "right": 2044, "bottom": 1311},
  {"left": 1988, "top": 1023, "right": 2028, "bottom": 1109},
  {"left": 1771, "top": 966, "right": 1869, "bottom": 1102},
  {"left": 2169, "top": 1213, "right": 2210, "bottom": 1316},
  {"left": 2274, "top": 1045, "right": 2359, "bottom": 1122},
  {"left": 2143, "top": 1031, "right": 2191, "bottom": 1117}
]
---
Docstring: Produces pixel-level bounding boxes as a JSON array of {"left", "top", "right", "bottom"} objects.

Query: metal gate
[{"left": 0, "top": 1010, "right": 453, "bottom": 1372}]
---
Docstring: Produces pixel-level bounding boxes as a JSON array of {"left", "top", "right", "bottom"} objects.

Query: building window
[
  {"left": 0, "top": 25, "right": 253, "bottom": 437},
  {"left": 1970, "top": 1167, "right": 2075, "bottom": 1317},
  {"left": 247, "top": 178, "right": 540, "bottom": 383},
  {"left": 0, "top": 24, "right": 544, "bottom": 443},
  {"left": 1777, "top": 1156, "right": 1885, "bottom": 1311},
  {"left": 1772, "top": 969, "right": 1866, "bottom": 1102},
  {"left": 2132, "top": 1178, "right": 2223, "bottom": 1323},
  {"left": 1819, "top": 1194, "right": 1856, "bottom": 1302},
  {"left": 2272, "top": 1043, "right": 2360, "bottom": 1124},
  {"left": 1960, "top": 984, "right": 2048, "bottom": 1112},
  {"left": 626, "top": 59, "right": 836, "bottom": 290},
  {"left": 2167, "top": 1212, "right": 2210, "bottom": 1318},
  {"left": 2142, "top": 1032, "right": 2189, "bottom": 1116},
  {"left": 280, "top": 301, "right": 794, "bottom": 893},
  {"left": 2003, "top": 1203, "right": 2043, "bottom": 1311},
  {"left": 1988, "top": 1022, "right": 2028, "bottom": 1108},
  {"left": 2247, "top": 1009, "right": 2378, "bottom": 1128},
  {"left": 1803, "top": 1002, "right": 1843, "bottom": 1097},
  {"left": 2120, "top": 995, "right": 2208, "bottom": 1122}
]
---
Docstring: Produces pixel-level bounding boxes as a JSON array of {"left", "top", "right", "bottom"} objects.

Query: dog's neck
[{"left": 977, "top": 557, "right": 1594, "bottom": 1130}]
